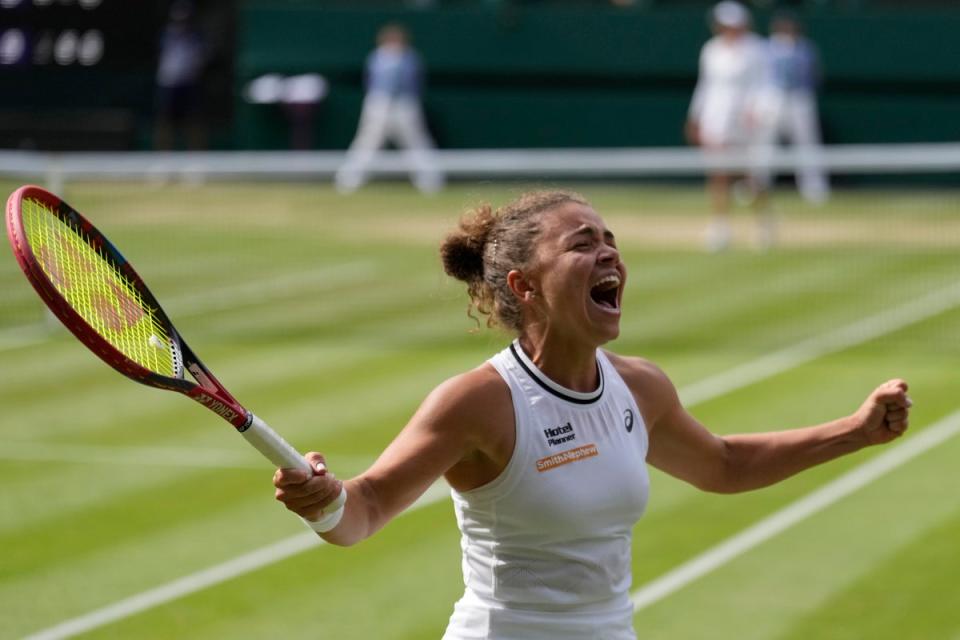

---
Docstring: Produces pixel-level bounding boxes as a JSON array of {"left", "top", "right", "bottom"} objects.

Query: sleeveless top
[{"left": 443, "top": 340, "right": 650, "bottom": 639}]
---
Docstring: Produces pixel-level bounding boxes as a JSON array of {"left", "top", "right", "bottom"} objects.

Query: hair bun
[
  {"left": 441, "top": 235, "right": 485, "bottom": 283},
  {"left": 440, "top": 204, "right": 496, "bottom": 283}
]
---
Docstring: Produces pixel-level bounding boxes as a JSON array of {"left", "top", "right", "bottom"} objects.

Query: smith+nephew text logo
[
  {"left": 536, "top": 443, "right": 599, "bottom": 472},
  {"left": 543, "top": 421, "right": 576, "bottom": 446}
]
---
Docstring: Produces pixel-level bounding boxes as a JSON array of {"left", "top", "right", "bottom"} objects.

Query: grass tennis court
[{"left": 1, "top": 179, "right": 958, "bottom": 639}]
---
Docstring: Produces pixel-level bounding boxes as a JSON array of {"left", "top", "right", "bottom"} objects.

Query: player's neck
[{"left": 516, "top": 334, "right": 600, "bottom": 393}]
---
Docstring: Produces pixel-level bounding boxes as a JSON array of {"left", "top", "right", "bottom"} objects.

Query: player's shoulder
[
  {"left": 603, "top": 350, "right": 665, "bottom": 377},
  {"left": 602, "top": 350, "right": 682, "bottom": 427},
  {"left": 602, "top": 350, "right": 678, "bottom": 397},
  {"left": 443, "top": 362, "right": 507, "bottom": 397},
  {"left": 422, "top": 362, "right": 511, "bottom": 423}
]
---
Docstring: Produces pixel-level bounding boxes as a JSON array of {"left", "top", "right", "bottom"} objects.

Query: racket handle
[
  {"left": 241, "top": 412, "right": 348, "bottom": 519},
  {"left": 241, "top": 412, "right": 313, "bottom": 474}
]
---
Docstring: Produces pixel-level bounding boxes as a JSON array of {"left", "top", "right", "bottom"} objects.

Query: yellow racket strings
[{"left": 21, "top": 198, "right": 178, "bottom": 378}]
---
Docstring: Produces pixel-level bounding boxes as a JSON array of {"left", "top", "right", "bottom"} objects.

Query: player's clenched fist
[
  {"left": 852, "top": 379, "right": 912, "bottom": 446},
  {"left": 273, "top": 451, "right": 344, "bottom": 522}
]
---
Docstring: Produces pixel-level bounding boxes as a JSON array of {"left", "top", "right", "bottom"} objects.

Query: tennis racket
[{"left": 5, "top": 185, "right": 345, "bottom": 518}]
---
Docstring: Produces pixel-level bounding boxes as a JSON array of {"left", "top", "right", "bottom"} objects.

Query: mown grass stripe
[
  {"left": 0, "top": 260, "right": 376, "bottom": 355},
  {"left": 679, "top": 279, "right": 960, "bottom": 406},
  {"left": 20, "top": 482, "right": 451, "bottom": 640},
  {"left": 630, "top": 408, "right": 960, "bottom": 612},
  {"left": 775, "top": 506, "right": 960, "bottom": 640},
  {"left": 0, "top": 441, "right": 375, "bottom": 472}
]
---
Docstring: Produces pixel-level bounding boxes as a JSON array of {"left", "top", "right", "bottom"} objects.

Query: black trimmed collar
[{"left": 509, "top": 340, "right": 604, "bottom": 405}]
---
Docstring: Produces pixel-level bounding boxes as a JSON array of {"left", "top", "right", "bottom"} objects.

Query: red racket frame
[{"left": 6, "top": 185, "right": 251, "bottom": 431}]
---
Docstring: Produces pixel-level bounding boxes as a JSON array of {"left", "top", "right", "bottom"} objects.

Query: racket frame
[
  {"left": 7, "top": 184, "right": 347, "bottom": 514},
  {"left": 6, "top": 185, "right": 251, "bottom": 431}
]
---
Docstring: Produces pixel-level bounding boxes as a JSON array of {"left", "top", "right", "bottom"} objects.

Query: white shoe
[
  {"left": 334, "top": 169, "right": 363, "bottom": 194},
  {"left": 756, "top": 214, "right": 778, "bottom": 251},
  {"left": 705, "top": 221, "right": 732, "bottom": 253}
]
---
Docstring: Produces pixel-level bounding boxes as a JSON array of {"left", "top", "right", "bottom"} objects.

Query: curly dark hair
[{"left": 440, "top": 190, "right": 589, "bottom": 332}]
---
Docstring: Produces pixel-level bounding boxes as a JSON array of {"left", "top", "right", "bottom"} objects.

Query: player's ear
[{"left": 507, "top": 269, "right": 537, "bottom": 302}]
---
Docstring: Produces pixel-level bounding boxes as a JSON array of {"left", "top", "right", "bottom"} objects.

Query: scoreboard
[
  {"left": 0, "top": 0, "right": 168, "bottom": 149},
  {"left": 0, "top": 0, "right": 234, "bottom": 150},
  {"left": 0, "top": 0, "right": 165, "bottom": 72}
]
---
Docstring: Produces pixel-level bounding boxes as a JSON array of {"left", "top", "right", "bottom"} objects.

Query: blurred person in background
[
  {"left": 685, "top": 1, "right": 774, "bottom": 252},
  {"left": 153, "top": 0, "right": 208, "bottom": 151},
  {"left": 335, "top": 23, "right": 445, "bottom": 195},
  {"left": 753, "top": 11, "right": 831, "bottom": 205},
  {"left": 273, "top": 190, "right": 912, "bottom": 639}
]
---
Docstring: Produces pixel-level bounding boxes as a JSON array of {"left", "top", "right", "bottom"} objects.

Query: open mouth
[{"left": 590, "top": 274, "right": 621, "bottom": 311}]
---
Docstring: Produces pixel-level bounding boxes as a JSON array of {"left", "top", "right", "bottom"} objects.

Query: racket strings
[{"left": 22, "top": 198, "right": 179, "bottom": 378}]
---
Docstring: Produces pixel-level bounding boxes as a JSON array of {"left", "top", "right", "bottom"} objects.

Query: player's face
[{"left": 527, "top": 203, "right": 626, "bottom": 345}]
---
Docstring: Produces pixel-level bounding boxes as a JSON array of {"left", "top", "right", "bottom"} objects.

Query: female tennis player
[{"left": 273, "top": 190, "right": 911, "bottom": 639}]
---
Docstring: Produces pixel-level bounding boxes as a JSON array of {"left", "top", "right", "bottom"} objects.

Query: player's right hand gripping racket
[{"left": 5, "top": 185, "right": 345, "bottom": 521}]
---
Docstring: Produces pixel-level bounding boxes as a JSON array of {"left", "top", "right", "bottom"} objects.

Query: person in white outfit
[
  {"left": 686, "top": 1, "right": 773, "bottom": 251},
  {"left": 335, "top": 23, "right": 444, "bottom": 194},
  {"left": 753, "top": 11, "right": 831, "bottom": 204},
  {"left": 274, "top": 190, "right": 912, "bottom": 639}
]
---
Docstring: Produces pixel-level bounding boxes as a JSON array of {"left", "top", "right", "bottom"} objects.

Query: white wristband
[{"left": 302, "top": 488, "right": 347, "bottom": 533}]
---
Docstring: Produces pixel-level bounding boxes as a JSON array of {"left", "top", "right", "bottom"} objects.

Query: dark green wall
[{"left": 236, "top": 3, "right": 960, "bottom": 150}]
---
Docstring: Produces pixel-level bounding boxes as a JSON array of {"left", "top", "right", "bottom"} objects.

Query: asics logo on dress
[{"left": 543, "top": 421, "right": 576, "bottom": 446}]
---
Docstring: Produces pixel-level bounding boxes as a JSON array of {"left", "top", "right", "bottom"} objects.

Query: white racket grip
[
  {"left": 241, "top": 412, "right": 348, "bottom": 527},
  {"left": 240, "top": 412, "right": 312, "bottom": 474}
]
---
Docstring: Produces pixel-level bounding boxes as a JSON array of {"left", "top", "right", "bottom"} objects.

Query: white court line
[
  {"left": 21, "top": 280, "right": 960, "bottom": 639},
  {"left": 23, "top": 536, "right": 320, "bottom": 640},
  {"left": 679, "top": 279, "right": 960, "bottom": 406},
  {"left": 21, "top": 482, "right": 452, "bottom": 640},
  {"left": 631, "top": 409, "right": 960, "bottom": 611}
]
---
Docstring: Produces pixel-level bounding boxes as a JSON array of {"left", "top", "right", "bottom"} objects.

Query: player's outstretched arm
[
  {"left": 614, "top": 354, "right": 911, "bottom": 494},
  {"left": 701, "top": 379, "right": 912, "bottom": 493},
  {"left": 273, "top": 365, "right": 507, "bottom": 546}
]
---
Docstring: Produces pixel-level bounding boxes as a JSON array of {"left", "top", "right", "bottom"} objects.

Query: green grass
[{"left": 1, "top": 179, "right": 958, "bottom": 639}]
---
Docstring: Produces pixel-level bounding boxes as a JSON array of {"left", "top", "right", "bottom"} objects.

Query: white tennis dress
[{"left": 442, "top": 340, "right": 650, "bottom": 639}]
